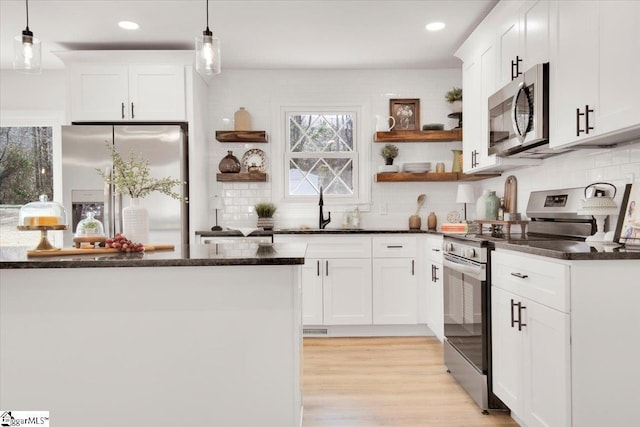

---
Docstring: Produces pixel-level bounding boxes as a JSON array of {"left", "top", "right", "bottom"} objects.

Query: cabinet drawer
[
  {"left": 425, "top": 234, "right": 444, "bottom": 263},
  {"left": 275, "top": 235, "right": 371, "bottom": 258},
  {"left": 372, "top": 235, "right": 417, "bottom": 258},
  {"left": 492, "top": 250, "right": 570, "bottom": 313}
]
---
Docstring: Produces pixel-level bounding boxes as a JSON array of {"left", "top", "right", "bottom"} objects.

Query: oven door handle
[{"left": 443, "top": 257, "right": 485, "bottom": 280}]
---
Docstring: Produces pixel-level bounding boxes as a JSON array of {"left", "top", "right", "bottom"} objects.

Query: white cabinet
[
  {"left": 496, "top": 0, "right": 551, "bottom": 88},
  {"left": 372, "top": 235, "right": 418, "bottom": 325},
  {"left": 550, "top": 0, "right": 640, "bottom": 149},
  {"left": 456, "top": 1, "right": 542, "bottom": 174},
  {"left": 425, "top": 234, "right": 444, "bottom": 342},
  {"left": 69, "top": 65, "right": 186, "bottom": 121},
  {"left": 275, "top": 234, "right": 372, "bottom": 326},
  {"left": 492, "top": 250, "right": 572, "bottom": 427}
]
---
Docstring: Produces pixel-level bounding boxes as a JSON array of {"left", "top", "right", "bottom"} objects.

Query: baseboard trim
[{"left": 302, "top": 324, "right": 433, "bottom": 337}]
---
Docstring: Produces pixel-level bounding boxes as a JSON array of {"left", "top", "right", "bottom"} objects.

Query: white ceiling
[{"left": 0, "top": 0, "right": 497, "bottom": 70}]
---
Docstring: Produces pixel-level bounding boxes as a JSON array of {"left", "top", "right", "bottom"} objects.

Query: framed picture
[
  {"left": 390, "top": 98, "right": 420, "bottom": 131},
  {"left": 614, "top": 183, "right": 640, "bottom": 246}
]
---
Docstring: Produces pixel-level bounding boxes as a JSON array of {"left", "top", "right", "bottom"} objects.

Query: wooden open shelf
[
  {"left": 215, "top": 131, "right": 268, "bottom": 143},
  {"left": 374, "top": 129, "right": 462, "bottom": 142},
  {"left": 216, "top": 172, "right": 267, "bottom": 182},
  {"left": 375, "top": 172, "right": 500, "bottom": 182}
]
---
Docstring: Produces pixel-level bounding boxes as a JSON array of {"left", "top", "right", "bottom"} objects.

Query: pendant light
[
  {"left": 195, "top": 0, "right": 221, "bottom": 81},
  {"left": 14, "top": 0, "right": 42, "bottom": 74}
]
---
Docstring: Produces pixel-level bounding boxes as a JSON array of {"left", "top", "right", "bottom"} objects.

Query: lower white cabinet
[
  {"left": 425, "top": 234, "right": 444, "bottom": 341},
  {"left": 323, "top": 258, "right": 372, "bottom": 325},
  {"left": 492, "top": 287, "right": 570, "bottom": 427},
  {"left": 300, "top": 258, "right": 324, "bottom": 325}
]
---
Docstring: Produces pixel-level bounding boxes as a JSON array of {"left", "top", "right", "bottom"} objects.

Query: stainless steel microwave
[{"left": 488, "top": 63, "right": 550, "bottom": 158}]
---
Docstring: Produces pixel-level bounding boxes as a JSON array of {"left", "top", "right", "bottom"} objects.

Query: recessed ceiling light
[
  {"left": 426, "top": 22, "right": 446, "bottom": 32},
  {"left": 118, "top": 21, "right": 140, "bottom": 30}
]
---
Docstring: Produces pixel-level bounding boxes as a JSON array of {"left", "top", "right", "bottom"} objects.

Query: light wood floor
[{"left": 302, "top": 336, "right": 519, "bottom": 427}]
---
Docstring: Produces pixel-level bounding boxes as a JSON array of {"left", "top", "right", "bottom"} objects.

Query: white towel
[{"left": 230, "top": 227, "right": 261, "bottom": 237}]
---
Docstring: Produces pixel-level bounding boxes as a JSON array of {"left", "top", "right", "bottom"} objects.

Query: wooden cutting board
[
  {"left": 503, "top": 175, "right": 518, "bottom": 214},
  {"left": 27, "top": 244, "right": 174, "bottom": 257}
]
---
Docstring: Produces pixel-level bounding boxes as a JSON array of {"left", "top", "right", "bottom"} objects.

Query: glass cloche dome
[
  {"left": 75, "top": 211, "right": 105, "bottom": 237},
  {"left": 19, "top": 195, "right": 67, "bottom": 227}
]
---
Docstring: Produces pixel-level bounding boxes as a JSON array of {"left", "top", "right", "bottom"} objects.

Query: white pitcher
[{"left": 375, "top": 115, "right": 396, "bottom": 131}]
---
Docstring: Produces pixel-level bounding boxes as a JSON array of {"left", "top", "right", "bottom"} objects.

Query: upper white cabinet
[
  {"left": 549, "top": 0, "right": 640, "bottom": 149},
  {"left": 456, "top": 0, "right": 543, "bottom": 174},
  {"left": 68, "top": 64, "right": 186, "bottom": 122},
  {"left": 496, "top": 0, "right": 551, "bottom": 88}
]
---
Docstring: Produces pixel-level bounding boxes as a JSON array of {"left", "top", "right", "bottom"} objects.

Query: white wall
[
  {"left": 207, "top": 68, "right": 465, "bottom": 230},
  {"left": 0, "top": 70, "right": 67, "bottom": 112}
]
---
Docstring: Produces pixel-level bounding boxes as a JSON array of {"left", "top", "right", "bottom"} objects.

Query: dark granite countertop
[
  {"left": 492, "top": 239, "right": 640, "bottom": 260},
  {"left": 196, "top": 228, "right": 442, "bottom": 236},
  {"left": 0, "top": 243, "right": 306, "bottom": 269}
]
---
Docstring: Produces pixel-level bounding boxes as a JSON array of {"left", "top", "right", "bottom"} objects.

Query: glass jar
[
  {"left": 75, "top": 211, "right": 105, "bottom": 237},
  {"left": 18, "top": 195, "right": 67, "bottom": 227},
  {"left": 485, "top": 191, "right": 500, "bottom": 220}
]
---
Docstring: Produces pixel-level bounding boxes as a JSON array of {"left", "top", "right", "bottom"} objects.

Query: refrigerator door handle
[
  {"left": 115, "top": 193, "right": 123, "bottom": 235},
  {"left": 103, "top": 167, "right": 114, "bottom": 237}
]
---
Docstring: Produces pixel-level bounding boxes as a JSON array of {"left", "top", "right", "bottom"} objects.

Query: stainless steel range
[{"left": 442, "top": 187, "right": 596, "bottom": 412}]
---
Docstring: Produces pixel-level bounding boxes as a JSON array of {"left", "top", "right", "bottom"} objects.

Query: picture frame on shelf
[
  {"left": 389, "top": 98, "right": 420, "bottom": 131},
  {"left": 614, "top": 183, "right": 640, "bottom": 246}
]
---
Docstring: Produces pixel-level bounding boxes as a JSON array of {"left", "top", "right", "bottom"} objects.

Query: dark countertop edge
[
  {"left": 493, "top": 242, "right": 640, "bottom": 260},
  {"left": 0, "top": 257, "right": 306, "bottom": 269},
  {"left": 196, "top": 229, "right": 443, "bottom": 236}
]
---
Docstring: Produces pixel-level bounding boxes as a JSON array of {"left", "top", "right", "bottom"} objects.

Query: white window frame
[{"left": 271, "top": 99, "right": 371, "bottom": 212}]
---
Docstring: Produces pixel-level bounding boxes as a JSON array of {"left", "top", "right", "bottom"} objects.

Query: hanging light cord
[
  {"left": 25, "top": 0, "right": 30, "bottom": 30},
  {"left": 203, "top": 0, "right": 212, "bottom": 36}
]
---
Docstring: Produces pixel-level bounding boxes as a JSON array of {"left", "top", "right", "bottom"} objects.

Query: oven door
[{"left": 442, "top": 253, "right": 488, "bottom": 374}]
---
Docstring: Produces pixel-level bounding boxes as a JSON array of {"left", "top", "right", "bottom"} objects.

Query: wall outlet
[{"left": 380, "top": 203, "right": 387, "bottom": 215}]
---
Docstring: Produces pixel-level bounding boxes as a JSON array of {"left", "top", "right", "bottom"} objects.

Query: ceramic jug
[{"left": 375, "top": 115, "right": 396, "bottom": 131}]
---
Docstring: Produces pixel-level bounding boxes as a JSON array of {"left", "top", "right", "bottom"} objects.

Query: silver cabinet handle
[{"left": 510, "top": 272, "right": 528, "bottom": 279}]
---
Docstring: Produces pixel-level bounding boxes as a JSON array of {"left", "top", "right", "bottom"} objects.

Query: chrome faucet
[{"left": 319, "top": 186, "right": 331, "bottom": 229}]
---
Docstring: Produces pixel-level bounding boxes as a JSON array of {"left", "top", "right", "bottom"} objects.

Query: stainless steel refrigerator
[{"left": 61, "top": 124, "right": 188, "bottom": 247}]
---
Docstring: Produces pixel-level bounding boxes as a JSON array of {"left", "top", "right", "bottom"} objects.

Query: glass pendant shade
[
  {"left": 195, "top": 31, "right": 221, "bottom": 80},
  {"left": 14, "top": 0, "right": 41, "bottom": 74}
]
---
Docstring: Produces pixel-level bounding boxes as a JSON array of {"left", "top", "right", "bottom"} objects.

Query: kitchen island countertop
[{"left": 0, "top": 242, "right": 306, "bottom": 269}]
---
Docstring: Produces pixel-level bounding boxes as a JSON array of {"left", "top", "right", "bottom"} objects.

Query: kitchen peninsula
[{"left": 0, "top": 243, "right": 305, "bottom": 427}]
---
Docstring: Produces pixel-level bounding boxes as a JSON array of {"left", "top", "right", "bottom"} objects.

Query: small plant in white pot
[
  {"left": 255, "top": 202, "right": 277, "bottom": 230},
  {"left": 445, "top": 87, "right": 463, "bottom": 113}
]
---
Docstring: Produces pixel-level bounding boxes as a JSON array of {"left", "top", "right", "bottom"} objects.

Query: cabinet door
[
  {"left": 427, "top": 262, "right": 444, "bottom": 342},
  {"left": 372, "top": 258, "right": 417, "bottom": 325},
  {"left": 520, "top": 0, "right": 551, "bottom": 69},
  {"left": 595, "top": 1, "right": 640, "bottom": 135},
  {"left": 301, "top": 258, "right": 323, "bottom": 325},
  {"left": 491, "top": 287, "right": 524, "bottom": 415},
  {"left": 497, "top": 14, "right": 521, "bottom": 88},
  {"left": 323, "top": 258, "right": 372, "bottom": 325},
  {"left": 69, "top": 66, "right": 129, "bottom": 121},
  {"left": 462, "top": 57, "right": 482, "bottom": 172},
  {"left": 128, "top": 65, "right": 186, "bottom": 120},
  {"left": 523, "top": 298, "right": 571, "bottom": 427}
]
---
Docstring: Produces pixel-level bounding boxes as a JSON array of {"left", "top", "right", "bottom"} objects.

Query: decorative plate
[
  {"left": 241, "top": 148, "right": 266, "bottom": 172},
  {"left": 446, "top": 210, "right": 461, "bottom": 223}
]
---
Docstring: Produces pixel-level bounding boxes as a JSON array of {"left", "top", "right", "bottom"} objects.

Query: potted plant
[
  {"left": 255, "top": 202, "right": 277, "bottom": 230},
  {"left": 380, "top": 144, "right": 399, "bottom": 165},
  {"left": 445, "top": 87, "right": 463, "bottom": 113}
]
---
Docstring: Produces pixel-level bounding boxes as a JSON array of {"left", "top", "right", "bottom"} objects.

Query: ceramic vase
[
  {"left": 219, "top": 151, "right": 241, "bottom": 173},
  {"left": 409, "top": 215, "right": 421, "bottom": 230},
  {"left": 485, "top": 191, "right": 500, "bottom": 220},
  {"left": 476, "top": 189, "right": 490, "bottom": 220},
  {"left": 234, "top": 107, "right": 251, "bottom": 131},
  {"left": 427, "top": 212, "right": 437, "bottom": 230},
  {"left": 122, "top": 198, "right": 149, "bottom": 244}
]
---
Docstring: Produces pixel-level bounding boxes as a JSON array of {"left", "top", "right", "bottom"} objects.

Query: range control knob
[
  {"left": 445, "top": 243, "right": 454, "bottom": 252},
  {"left": 463, "top": 248, "right": 476, "bottom": 258}
]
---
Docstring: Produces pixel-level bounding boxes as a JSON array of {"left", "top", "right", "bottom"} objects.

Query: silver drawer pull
[
  {"left": 386, "top": 245, "right": 403, "bottom": 249},
  {"left": 432, "top": 248, "right": 440, "bottom": 252},
  {"left": 510, "top": 272, "right": 529, "bottom": 279}
]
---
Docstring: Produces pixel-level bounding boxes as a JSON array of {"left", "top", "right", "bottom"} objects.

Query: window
[{"left": 285, "top": 111, "right": 357, "bottom": 198}]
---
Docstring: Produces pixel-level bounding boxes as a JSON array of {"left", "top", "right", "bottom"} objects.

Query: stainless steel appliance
[
  {"left": 442, "top": 187, "right": 596, "bottom": 412},
  {"left": 61, "top": 124, "right": 188, "bottom": 247},
  {"left": 488, "top": 63, "right": 556, "bottom": 159},
  {"left": 442, "top": 236, "right": 505, "bottom": 412}
]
